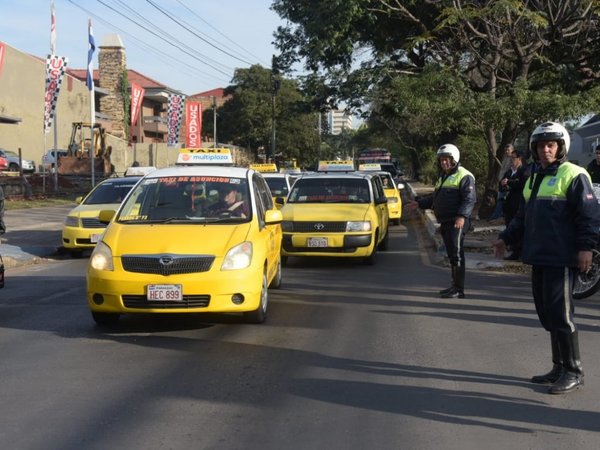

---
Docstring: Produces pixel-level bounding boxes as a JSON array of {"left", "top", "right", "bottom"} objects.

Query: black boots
[
  {"left": 440, "top": 265, "right": 465, "bottom": 298},
  {"left": 548, "top": 331, "right": 584, "bottom": 394},
  {"left": 531, "top": 333, "right": 563, "bottom": 384},
  {"left": 532, "top": 331, "right": 584, "bottom": 394}
]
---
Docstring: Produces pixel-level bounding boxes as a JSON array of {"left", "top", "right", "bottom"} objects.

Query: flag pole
[
  {"left": 51, "top": 0, "right": 59, "bottom": 191},
  {"left": 87, "top": 18, "right": 96, "bottom": 187}
]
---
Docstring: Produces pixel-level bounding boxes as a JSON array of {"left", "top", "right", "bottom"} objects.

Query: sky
[{"left": 1, "top": 0, "right": 285, "bottom": 95}]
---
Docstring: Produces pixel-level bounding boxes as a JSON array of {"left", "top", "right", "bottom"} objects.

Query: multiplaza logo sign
[
  {"left": 176, "top": 148, "right": 233, "bottom": 165},
  {"left": 186, "top": 102, "right": 202, "bottom": 148}
]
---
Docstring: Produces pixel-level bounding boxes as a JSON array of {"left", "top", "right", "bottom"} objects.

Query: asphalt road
[{"left": 1, "top": 218, "right": 600, "bottom": 449}]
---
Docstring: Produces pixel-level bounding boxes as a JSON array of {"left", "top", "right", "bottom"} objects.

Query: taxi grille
[
  {"left": 122, "top": 295, "right": 210, "bottom": 308},
  {"left": 288, "top": 221, "right": 347, "bottom": 232},
  {"left": 81, "top": 218, "right": 107, "bottom": 228},
  {"left": 121, "top": 255, "right": 215, "bottom": 275}
]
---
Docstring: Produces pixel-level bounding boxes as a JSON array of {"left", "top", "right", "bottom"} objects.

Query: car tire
[
  {"left": 8, "top": 163, "right": 19, "bottom": 172},
  {"left": 378, "top": 227, "right": 389, "bottom": 251},
  {"left": 91, "top": 312, "right": 120, "bottom": 325},
  {"left": 281, "top": 255, "right": 288, "bottom": 266},
  {"left": 269, "top": 257, "right": 282, "bottom": 289},
  {"left": 70, "top": 249, "right": 84, "bottom": 259},
  {"left": 363, "top": 233, "right": 378, "bottom": 265},
  {"left": 245, "top": 271, "right": 268, "bottom": 323},
  {"left": 392, "top": 218, "right": 401, "bottom": 226}
]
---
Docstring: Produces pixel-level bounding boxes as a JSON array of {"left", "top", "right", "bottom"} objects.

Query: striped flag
[{"left": 87, "top": 18, "right": 95, "bottom": 91}]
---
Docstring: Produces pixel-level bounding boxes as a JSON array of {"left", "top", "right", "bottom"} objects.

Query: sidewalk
[{"left": 1, "top": 205, "right": 74, "bottom": 268}]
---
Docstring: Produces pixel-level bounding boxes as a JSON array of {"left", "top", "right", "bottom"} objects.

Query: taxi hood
[
  {"left": 69, "top": 203, "right": 120, "bottom": 216},
  {"left": 102, "top": 222, "right": 252, "bottom": 257},
  {"left": 283, "top": 203, "right": 371, "bottom": 221}
]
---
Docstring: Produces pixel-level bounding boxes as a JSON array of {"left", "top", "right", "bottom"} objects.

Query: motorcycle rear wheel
[{"left": 573, "top": 249, "right": 600, "bottom": 300}]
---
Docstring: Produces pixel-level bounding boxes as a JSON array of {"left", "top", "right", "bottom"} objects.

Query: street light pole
[{"left": 212, "top": 95, "right": 217, "bottom": 149}]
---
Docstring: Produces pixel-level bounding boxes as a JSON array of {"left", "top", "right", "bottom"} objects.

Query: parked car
[
  {"left": 0, "top": 155, "right": 8, "bottom": 171},
  {"left": 42, "top": 149, "right": 68, "bottom": 170},
  {"left": 0, "top": 148, "right": 35, "bottom": 173}
]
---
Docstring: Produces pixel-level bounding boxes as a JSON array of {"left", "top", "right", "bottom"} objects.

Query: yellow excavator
[{"left": 58, "top": 122, "right": 111, "bottom": 174}]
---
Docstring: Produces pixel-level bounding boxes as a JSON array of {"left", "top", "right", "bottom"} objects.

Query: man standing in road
[
  {"left": 408, "top": 144, "right": 476, "bottom": 298},
  {"left": 0, "top": 183, "right": 5, "bottom": 235},
  {"left": 499, "top": 149, "right": 528, "bottom": 260},
  {"left": 494, "top": 122, "right": 600, "bottom": 395},
  {"left": 586, "top": 144, "right": 600, "bottom": 183}
]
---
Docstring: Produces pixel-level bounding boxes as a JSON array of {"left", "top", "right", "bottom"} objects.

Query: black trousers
[
  {"left": 440, "top": 219, "right": 470, "bottom": 266},
  {"left": 531, "top": 265, "right": 577, "bottom": 334}
]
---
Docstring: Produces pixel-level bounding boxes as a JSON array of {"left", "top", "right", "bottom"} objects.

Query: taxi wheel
[
  {"left": 378, "top": 228, "right": 389, "bottom": 251},
  {"left": 281, "top": 256, "right": 288, "bottom": 266},
  {"left": 269, "top": 257, "right": 282, "bottom": 289},
  {"left": 363, "top": 234, "right": 378, "bottom": 265},
  {"left": 91, "top": 312, "right": 121, "bottom": 326},
  {"left": 70, "top": 249, "right": 84, "bottom": 259},
  {"left": 245, "top": 271, "right": 268, "bottom": 323},
  {"left": 392, "top": 218, "right": 401, "bottom": 226}
]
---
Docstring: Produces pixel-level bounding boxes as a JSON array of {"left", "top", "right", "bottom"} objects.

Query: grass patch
[{"left": 5, "top": 196, "right": 78, "bottom": 210}]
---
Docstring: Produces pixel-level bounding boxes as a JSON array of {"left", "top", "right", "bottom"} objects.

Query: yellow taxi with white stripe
[
  {"left": 359, "top": 164, "right": 403, "bottom": 225},
  {"left": 279, "top": 160, "right": 389, "bottom": 264},
  {"left": 86, "top": 148, "right": 283, "bottom": 325},
  {"left": 250, "top": 163, "right": 294, "bottom": 208}
]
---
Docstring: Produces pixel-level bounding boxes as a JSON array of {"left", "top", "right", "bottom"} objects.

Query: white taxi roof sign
[
  {"left": 176, "top": 148, "right": 233, "bottom": 165},
  {"left": 358, "top": 163, "right": 381, "bottom": 171},
  {"left": 317, "top": 160, "right": 355, "bottom": 172},
  {"left": 124, "top": 166, "right": 156, "bottom": 177},
  {"left": 249, "top": 163, "right": 278, "bottom": 173}
]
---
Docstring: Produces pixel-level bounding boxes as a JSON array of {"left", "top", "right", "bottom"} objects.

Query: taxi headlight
[
  {"left": 281, "top": 221, "right": 293, "bottom": 232},
  {"left": 222, "top": 242, "right": 253, "bottom": 270},
  {"left": 89, "top": 241, "right": 114, "bottom": 271},
  {"left": 346, "top": 221, "right": 371, "bottom": 232},
  {"left": 65, "top": 216, "right": 79, "bottom": 227}
]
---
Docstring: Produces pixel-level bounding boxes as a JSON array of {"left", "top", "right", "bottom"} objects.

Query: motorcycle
[{"left": 572, "top": 183, "right": 600, "bottom": 300}]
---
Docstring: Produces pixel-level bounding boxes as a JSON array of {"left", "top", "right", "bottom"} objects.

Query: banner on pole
[
  {"left": 43, "top": 54, "right": 68, "bottom": 134},
  {"left": 130, "top": 82, "right": 145, "bottom": 132},
  {"left": 0, "top": 43, "right": 6, "bottom": 79},
  {"left": 167, "top": 94, "right": 185, "bottom": 146},
  {"left": 186, "top": 101, "right": 202, "bottom": 148}
]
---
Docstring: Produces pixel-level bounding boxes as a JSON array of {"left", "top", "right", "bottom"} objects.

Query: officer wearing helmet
[
  {"left": 494, "top": 122, "right": 600, "bottom": 394},
  {"left": 409, "top": 143, "right": 476, "bottom": 298}
]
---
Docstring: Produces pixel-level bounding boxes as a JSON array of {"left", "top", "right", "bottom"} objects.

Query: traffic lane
[
  {"left": 1, "top": 225, "right": 600, "bottom": 448},
  {"left": 2, "top": 205, "right": 73, "bottom": 247}
]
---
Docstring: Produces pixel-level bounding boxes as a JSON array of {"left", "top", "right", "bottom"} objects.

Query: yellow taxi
[
  {"left": 86, "top": 149, "right": 283, "bottom": 325},
  {"left": 62, "top": 170, "right": 152, "bottom": 257},
  {"left": 249, "top": 163, "right": 294, "bottom": 208},
  {"left": 279, "top": 160, "right": 389, "bottom": 265},
  {"left": 359, "top": 164, "right": 403, "bottom": 225}
]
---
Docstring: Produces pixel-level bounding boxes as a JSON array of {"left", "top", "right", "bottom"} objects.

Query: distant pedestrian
[
  {"left": 499, "top": 150, "right": 528, "bottom": 260},
  {"left": 490, "top": 144, "right": 514, "bottom": 220},
  {"left": 408, "top": 144, "right": 476, "bottom": 298},
  {"left": 586, "top": 144, "right": 600, "bottom": 183},
  {"left": 493, "top": 122, "right": 600, "bottom": 394},
  {"left": 0, "top": 184, "right": 5, "bottom": 234}
]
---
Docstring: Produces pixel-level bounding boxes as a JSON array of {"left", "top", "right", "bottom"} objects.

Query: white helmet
[
  {"left": 529, "top": 122, "right": 570, "bottom": 161},
  {"left": 436, "top": 144, "right": 460, "bottom": 164}
]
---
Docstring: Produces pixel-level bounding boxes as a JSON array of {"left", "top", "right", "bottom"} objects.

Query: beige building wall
[{"left": 0, "top": 42, "right": 91, "bottom": 169}]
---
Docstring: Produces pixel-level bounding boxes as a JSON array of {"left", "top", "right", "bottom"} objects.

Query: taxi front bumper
[{"left": 281, "top": 233, "right": 373, "bottom": 257}]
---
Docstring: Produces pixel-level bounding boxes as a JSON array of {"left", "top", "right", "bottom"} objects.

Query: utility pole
[
  {"left": 270, "top": 55, "right": 280, "bottom": 163},
  {"left": 212, "top": 96, "right": 217, "bottom": 149}
]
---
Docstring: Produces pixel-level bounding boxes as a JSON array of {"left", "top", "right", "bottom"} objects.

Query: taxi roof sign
[
  {"left": 124, "top": 166, "right": 156, "bottom": 177},
  {"left": 317, "top": 160, "right": 355, "bottom": 172},
  {"left": 176, "top": 148, "right": 233, "bottom": 165},
  {"left": 358, "top": 163, "right": 381, "bottom": 171},
  {"left": 249, "top": 163, "right": 278, "bottom": 173}
]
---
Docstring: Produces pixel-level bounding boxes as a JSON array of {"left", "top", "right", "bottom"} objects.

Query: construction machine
[{"left": 58, "top": 122, "right": 112, "bottom": 175}]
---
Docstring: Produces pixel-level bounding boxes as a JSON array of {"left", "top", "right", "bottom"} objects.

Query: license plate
[
  {"left": 147, "top": 284, "right": 183, "bottom": 301},
  {"left": 90, "top": 233, "right": 102, "bottom": 243},
  {"left": 307, "top": 237, "right": 328, "bottom": 248}
]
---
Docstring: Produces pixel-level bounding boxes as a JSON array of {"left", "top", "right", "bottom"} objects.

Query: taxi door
[
  {"left": 371, "top": 176, "right": 389, "bottom": 241},
  {"left": 253, "top": 174, "right": 282, "bottom": 281}
]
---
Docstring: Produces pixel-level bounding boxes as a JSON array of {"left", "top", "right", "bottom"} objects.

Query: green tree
[
  {"left": 273, "top": 0, "right": 600, "bottom": 215},
  {"left": 216, "top": 65, "right": 320, "bottom": 167}
]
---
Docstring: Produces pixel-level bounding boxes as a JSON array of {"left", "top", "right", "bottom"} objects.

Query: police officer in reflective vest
[
  {"left": 413, "top": 144, "right": 476, "bottom": 298},
  {"left": 494, "top": 122, "right": 600, "bottom": 394}
]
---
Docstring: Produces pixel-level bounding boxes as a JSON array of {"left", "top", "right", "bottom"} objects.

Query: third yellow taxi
[
  {"left": 249, "top": 163, "right": 295, "bottom": 208},
  {"left": 358, "top": 164, "right": 403, "bottom": 225},
  {"left": 279, "top": 160, "right": 389, "bottom": 265},
  {"left": 86, "top": 148, "right": 283, "bottom": 325}
]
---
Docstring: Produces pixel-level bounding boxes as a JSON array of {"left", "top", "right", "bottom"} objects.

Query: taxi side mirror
[
  {"left": 98, "top": 210, "right": 116, "bottom": 223},
  {"left": 275, "top": 197, "right": 285, "bottom": 205},
  {"left": 75, "top": 196, "right": 83, "bottom": 204},
  {"left": 375, "top": 196, "right": 388, "bottom": 205},
  {"left": 265, "top": 209, "right": 283, "bottom": 225}
]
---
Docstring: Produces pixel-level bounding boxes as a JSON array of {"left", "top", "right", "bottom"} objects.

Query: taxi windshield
[
  {"left": 265, "top": 177, "right": 289, "bottom": 196},
  {"left": 116, "top": 176, "right": 251, "bottom": 223},
  {"left": 84, "top": 179, "right": 139, "bottom": 205},
  {"left": 288, "top": 178, "right": 370, "bottom": 204}
]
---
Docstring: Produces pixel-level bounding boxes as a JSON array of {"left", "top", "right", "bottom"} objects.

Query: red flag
[
  {"left": 0, "top": 43, "right": 6, "bottom": 78},
  {"left": 186, "top": 102, "right": 202, "bottom": 148},
  {"left": 130, "top": 82, "right": 145, "bottom": 130}
]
